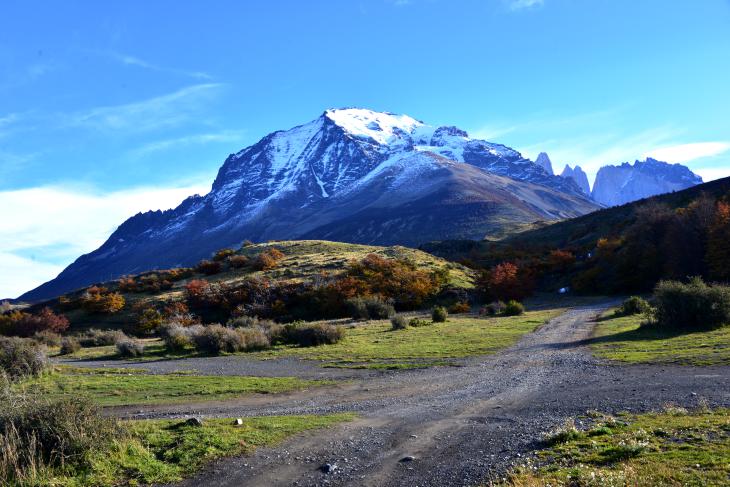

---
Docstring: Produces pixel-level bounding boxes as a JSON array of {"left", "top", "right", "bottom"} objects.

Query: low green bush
[
  {"left": 480, "top": 301, "right": 505, "bottom": 316},
  {"left": 408, "top": 318, "right": 431, "bottom": 327},
  {"left": 615, "top": 296, "right": 651, "bottom": 316},
  {"left": 432, "top": 306, "right": 448, "bottom": 323},
  {"left": 390, "top": 315, "right": 408, "bottom": 330},
  {"left": 503, "top": 300, "right": 525, "bottom": 316},
  {"left": 346, "top": 297, "right": 395, "bottom": 320},
  {"left": 653, "top": 277, "right": 730, "bottom": 330}
]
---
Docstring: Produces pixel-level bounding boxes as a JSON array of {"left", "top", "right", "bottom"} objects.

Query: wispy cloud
[
  {"left": 0, "top": 181, "right": 211, "bottom": 298},
  {"left": 505, "top": 0, "right": 544, "bottom": 11},
  {"left": 643, "top": 142, "right": 730, "bottom": 164},
  {"left": 109, "top": 51, "right": 213, "bottom": 80},
  {"left": 130, "top": 130, "right": 247, "bottom": 158},
  {"left": 69, "top": 83, "right": 223, "bottom": 132}
]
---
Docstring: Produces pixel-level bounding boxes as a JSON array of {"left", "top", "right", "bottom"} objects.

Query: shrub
[
  {"left": 227, "top": 315, "right": 264, "bottom": 328},
  {"left": 653, "top": 277, "right": 730, "bottom": 330},
  {"left": 615, "top": 296, "right": 651, "bottom": 316},
  {"left": 448, "top": 302, "right": 470, "bottom": 314},
  {"left": 0, "top": 308, "right": 69, "bottom": 337},
  {"left": 282, "top": 322, "right": 344, "bottom": 347},
  {"left": 432, "top": 306, "right": 448, "bottom": 323},
  {"left": 0, "top": 337, "right": 49, "bottom": 381},
  {"left": 346, "top": 297, "right": 395, "bottom": 320},
  {"left": 115, "top": 338, "right": 145, "bottom": 358},
  {"left": 408, "top": 318, "right": 431, "bottom": 327},
  {"left": 345, "top": 297, "right": 369, "bottom": 320},
  {"left": 31, "top": 331, "right": 61, "bottom": 347},
  {"left": 346, "top": 254, "right": 446, "bottom": 309},
  {"left": 196, "top": 259, "right": 223, "bottom": 275},
  {"left": 59, "top": 337, "right": 81, "bottom": 355},
  {"left": 366, "top": 298, "right": 395, "bottom": 319},
  {"left": 390, "top": 315, "right": 408, "bottom": 330},
  {"left": 252, "top": 248, "right": 285, "bottom": 271},
  {"left": 136, "top": 308, "right": 163, "bottom": 335},
  {"left": 503, "top": 300, "right": 525, "bottom": 316},
  {"left": 77, "top": 329, "right": 127, "bottom": 347},
  {"left": 480, "top": 301, "right": 505, "bottom": 317},
  {"left": 191, "top": 324, "right": 247, "bottom": 355},
  {"left": 161, "top": 324, "right": 201, "bottom": 353},
  {"left": 227, "top": 254, "right": 249, "bottom": 269},
  {"left": 81, "top": 289, "right": 125, "bottom": 314},
  {"left": 0, "top": 390, "right": 120, "bottom": 485},
  {"left": 213, "top": 248, "right": 235, "bottom": 262}
]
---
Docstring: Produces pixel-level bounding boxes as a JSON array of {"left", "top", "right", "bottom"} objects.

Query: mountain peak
[
  {"left": 324, "top": 108, "right": 424, "bottom": 145},
  {"left": 535, "top": 152, "right": 554, "bottom": 175}
]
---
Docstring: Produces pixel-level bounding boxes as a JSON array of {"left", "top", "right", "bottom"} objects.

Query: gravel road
[{"left": 70, "top": 303, "right": 730, "bottom": 486}]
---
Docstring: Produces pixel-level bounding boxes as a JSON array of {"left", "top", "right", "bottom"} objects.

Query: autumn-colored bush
[
  {"left": 80, "top": 287, "right": 125, "bottom": 314},
  {"left": 481, "top": 262, "right": 534, "bottom": 302},
  {"left": 346, "top": 254, "right": 447, "bottom": 309},
  {"left": 252, "top": 248, "right": 285, "bottom": 271},
  {"left": 213, "top": 248, "right": 235, "bottom": 262},
  {"left": 196, "top": 259, "right": 223, "bottom": 275},
  {"left": 548, "top": 249, "right": 575, "bottom": 271},
  {"left": 448, "top": 302, "right": 470, "bottom": 314},
  {"left": 136, "top": 308, "right": 163, "bottom": 335},
  {"left": 0, "top": 308, "right": 69, "bottom": 337}
]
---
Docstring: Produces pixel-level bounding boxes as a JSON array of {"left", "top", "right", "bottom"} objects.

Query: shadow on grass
[{"left": 547, "top": 322, "right": 691, "bottom": 350}]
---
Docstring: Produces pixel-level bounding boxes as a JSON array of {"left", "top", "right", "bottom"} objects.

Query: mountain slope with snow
[{"left": 21, "top": 108, "right": 599, "bottom": 302}]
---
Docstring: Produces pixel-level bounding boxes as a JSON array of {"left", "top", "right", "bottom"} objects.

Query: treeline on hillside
[{"left": 426, "top": 190, "right": 730, "bottom": 296}]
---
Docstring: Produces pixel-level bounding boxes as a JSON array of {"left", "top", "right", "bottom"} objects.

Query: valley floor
[{"left": 58, "top": 301, "right": 730, "bottom": 486}]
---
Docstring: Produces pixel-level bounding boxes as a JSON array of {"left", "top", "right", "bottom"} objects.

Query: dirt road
[{"left": 119, "top": 302, "right": 729, "bottom": 486}]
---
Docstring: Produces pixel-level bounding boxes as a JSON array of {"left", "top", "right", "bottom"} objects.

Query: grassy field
[
  {"left": 61, "top": 310, "right": 564, "bottom": 369},
  {"left": 40, "top": 413, "right": 354, "bottom": 486},
  {"left": 254, "top": 310, "right": 563, "bottom": 368},
  {"left": 18, "top": 367, "right": 332, "bottom": 406},
  {"left": 590, "top": 312, "right": 730, "bottom": 366},
  {"left": 504, "top": 408, "right": 730, "bottom": 486}
]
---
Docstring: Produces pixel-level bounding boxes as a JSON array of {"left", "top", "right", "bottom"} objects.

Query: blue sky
[{"left": 1, "top": 0, "right": 730, "bottom": 298}]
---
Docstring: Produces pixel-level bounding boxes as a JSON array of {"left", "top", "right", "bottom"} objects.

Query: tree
[{"left": 707, "top": 201, "right": 730, "bottom": 282}]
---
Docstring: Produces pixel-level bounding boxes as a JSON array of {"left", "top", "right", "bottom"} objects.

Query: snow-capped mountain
[
  {"left": 560, "top": 164, "right": 591, "bottom": 195},
  {"left": 21, "top": 108, "right": 599, "bottom": 302},
  {"left": 591, "top": 158, "right": 703, "bottom": 206}
]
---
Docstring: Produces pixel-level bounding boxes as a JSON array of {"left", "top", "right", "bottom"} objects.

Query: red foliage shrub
[
  {"left": 0, "top": 307, "right": 70, "bottom": 337},
  {"left": 482, "top": 262, "right": 534, "bottom": 302}
]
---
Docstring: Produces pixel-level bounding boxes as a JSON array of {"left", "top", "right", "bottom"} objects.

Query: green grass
[
  {"left": 17, "top": 367, "right": 332, "bottom": 406},
  {"left": 36, "top": 414, "right": 355, "bottom": 486},
  {"left": 504, "top": 408, "right": 730, "bottom": 486},
  {"left": 590, "top": 312, "right": 730, "bottom": 366},
  {"left": 253, "top": 310, "right": 562, "bottom": 368},
  {"left": 64, "top": 309, "right": 564, "bottom": 369}
]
